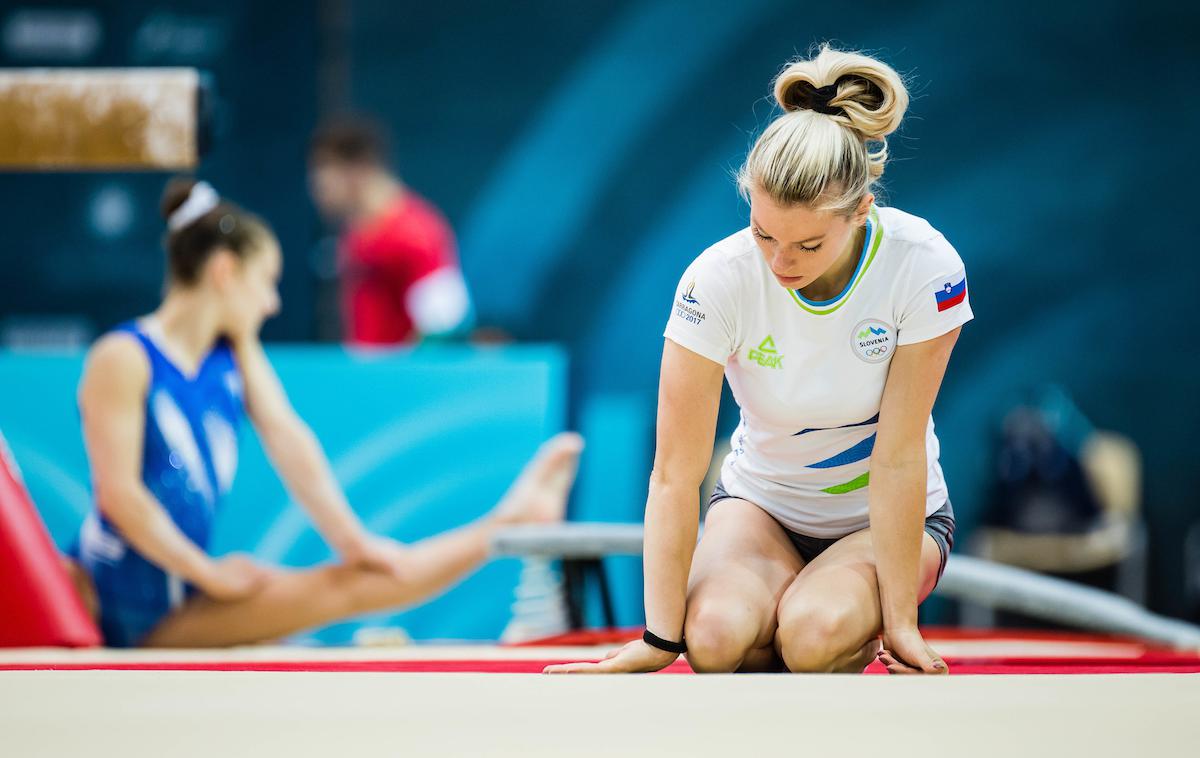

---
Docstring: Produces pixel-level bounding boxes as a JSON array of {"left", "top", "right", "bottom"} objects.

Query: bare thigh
[
  {"left": 141, "top": 564, "right": 372, "bottom": 647},
  {"left": 774, "top": 527, "right": 943, "bottom": 670},
  {"left": 684, "top": 498, "right": 804, "bottom": 667}
]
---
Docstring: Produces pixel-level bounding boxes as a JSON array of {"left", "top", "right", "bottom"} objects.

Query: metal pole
[{"left": 492, "top": 523, "right": 1200, "bottom": 649}]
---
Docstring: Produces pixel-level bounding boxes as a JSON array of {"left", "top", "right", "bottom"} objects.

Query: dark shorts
[{"left": 708, "top": 479, "right": 956, "bottom": 581}]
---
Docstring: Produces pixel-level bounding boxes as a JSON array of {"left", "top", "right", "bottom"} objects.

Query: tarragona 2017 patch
[{"left": 673, "top": 280, "right": 706, "bottom": 325}]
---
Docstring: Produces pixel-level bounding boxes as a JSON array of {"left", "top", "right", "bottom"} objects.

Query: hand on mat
[
  {"left": 878, "top": 627, "right": 948, "bottom": 675},
  {"left": 341, "top": 534, "right": 409, "bottom": 580},
  {"left": 202, "top": 554, "right": 272, "bottom": 601},
  {"left": 543, "top": 639, "right": 679, "bottom": 674}
]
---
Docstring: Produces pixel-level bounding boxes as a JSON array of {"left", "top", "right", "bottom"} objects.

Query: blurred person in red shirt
[{"left": 309, "top": 118, "right": 473, "bottom": 346}]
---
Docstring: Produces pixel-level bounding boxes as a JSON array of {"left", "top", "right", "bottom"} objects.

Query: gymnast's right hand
[
  {"left": 543, "top": 638, "right": 679, "bottom": 674},
  {"left": 199, "top": 554, "right": 272, "bottom": 601}
]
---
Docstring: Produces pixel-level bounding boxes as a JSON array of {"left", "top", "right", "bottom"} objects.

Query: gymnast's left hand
[
  {"left": 340, "top": 534, "right": 409, "bottom": 580},
  {"left": 878, "top": 626, "right": 948, "bottom": 675}
]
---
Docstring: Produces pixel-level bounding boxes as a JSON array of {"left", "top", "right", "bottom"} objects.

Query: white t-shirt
[{"left": 663, "top": 205, "right": 973, "bottom": 538}]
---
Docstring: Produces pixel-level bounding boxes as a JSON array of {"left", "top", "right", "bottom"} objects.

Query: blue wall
[{"left": 1, "top": 0, "right": 1197, "bottom": 615}]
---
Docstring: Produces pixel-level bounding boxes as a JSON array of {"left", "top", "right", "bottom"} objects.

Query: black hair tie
[{"left": 643, "top": 629, "right": 687, "bottom": 654}]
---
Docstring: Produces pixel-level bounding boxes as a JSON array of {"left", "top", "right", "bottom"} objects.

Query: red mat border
[{"left": 4, "top": 627, "right": 1198, "bottom": 674}]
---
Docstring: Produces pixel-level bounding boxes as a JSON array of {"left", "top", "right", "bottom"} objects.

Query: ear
[
  {"left": 852, "top": 193, "right": 875, "bottom": 226},
  {"left": 204, "top": 248, "right": 240, "bottom": 290}
]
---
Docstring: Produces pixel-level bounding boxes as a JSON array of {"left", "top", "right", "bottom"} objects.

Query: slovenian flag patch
[{"left": 934, "top": 277, "right": 967, "bottom": 312}]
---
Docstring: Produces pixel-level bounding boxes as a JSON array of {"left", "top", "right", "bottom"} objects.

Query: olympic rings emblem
[{"left": 852, "top": 319, "right": 895, "bottom": 363}]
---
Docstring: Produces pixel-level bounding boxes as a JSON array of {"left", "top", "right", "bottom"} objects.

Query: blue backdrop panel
[
  {"left": 0, "top": 345, "right": 566, "bottom": 643},
  {"left": 570, "top": 392, "right": 653, "bottom": 628}
]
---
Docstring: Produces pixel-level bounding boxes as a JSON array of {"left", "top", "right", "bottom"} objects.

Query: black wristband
[{"left": 643, "top": 629, "right": 687, "bottom": 654}]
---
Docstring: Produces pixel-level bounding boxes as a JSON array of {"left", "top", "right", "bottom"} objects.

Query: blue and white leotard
[{"left": 73, "top": 320, "right": 244, "bottom": 646}]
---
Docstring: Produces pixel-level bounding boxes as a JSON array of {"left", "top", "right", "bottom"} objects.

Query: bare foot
[{"left": 493, "top": 432, "right": 584, "bottom": 525}]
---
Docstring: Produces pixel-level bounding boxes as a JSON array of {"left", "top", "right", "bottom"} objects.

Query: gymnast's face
[
  {"left": 209, "top": 240, "right": 282, "bottom": 337},
  {"left": 748, "top": 185, "right": 870, "bottom": 291}
]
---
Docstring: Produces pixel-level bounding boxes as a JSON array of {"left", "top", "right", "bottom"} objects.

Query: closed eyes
[{"left": 752, "top": 227, "right": 822, "bottom": 252}]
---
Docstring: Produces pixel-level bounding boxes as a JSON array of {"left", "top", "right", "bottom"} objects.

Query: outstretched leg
[{"left": 142, "top": 433, "right": 583, "bottom": 647}]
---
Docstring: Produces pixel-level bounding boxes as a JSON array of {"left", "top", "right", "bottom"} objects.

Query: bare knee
[
  {"left": 327, "top": 553, "right": 426, "bottom": 616},
  {"left": 314, "top": 563, "right": 377, "bottom": 617},
  {"left": 775, "top": 602, "right": 863, "bottom": 673},
  {"left": 684, "top": 605, "right": 759, "bottom": 673}
]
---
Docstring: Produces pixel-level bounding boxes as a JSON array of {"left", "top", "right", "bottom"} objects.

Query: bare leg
[
  {"left": 772, "top": 527, "right": 943, "bottom": 673},
  {"left": 142, "top": 433, "right": 583, "bottom": 648},
  {"left": 144, "top": 522, "right": 498, "bottom": 647},
  {"left": 683, "top": 498, "right": 804, "bottom": 673},
  {"left": 61, "top": 557, "right": 99, "bottom": 620}
]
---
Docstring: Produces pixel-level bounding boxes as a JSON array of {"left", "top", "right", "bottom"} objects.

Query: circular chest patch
[{"left": 851, "top": 319, "right": 895, "bottom": 364}]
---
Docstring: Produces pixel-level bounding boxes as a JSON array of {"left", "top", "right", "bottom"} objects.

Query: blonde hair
[{"left": 737, "top": 45, "right": 909, "bottom": 216}]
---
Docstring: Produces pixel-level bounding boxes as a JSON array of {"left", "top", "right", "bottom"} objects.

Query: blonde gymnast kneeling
[
  {"left": 68, "top": 178, "right": 582, "bottom": 647},
  {"left": 548, "top": 45, "right": 971, "bottom": 675}
]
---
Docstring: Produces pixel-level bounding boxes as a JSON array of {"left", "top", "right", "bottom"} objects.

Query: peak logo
[{"left": 748, "top": 335, "right": 783, "bottom": 369}]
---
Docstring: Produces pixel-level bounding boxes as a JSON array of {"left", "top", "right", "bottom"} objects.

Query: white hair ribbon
[{"left": 166, "top": 181, "right": 220, "bottom": 232}]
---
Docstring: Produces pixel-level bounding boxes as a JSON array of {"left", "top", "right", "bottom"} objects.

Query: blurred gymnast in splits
[{"left": 68, "top": 178, "right": 582, "bottom": 647}]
